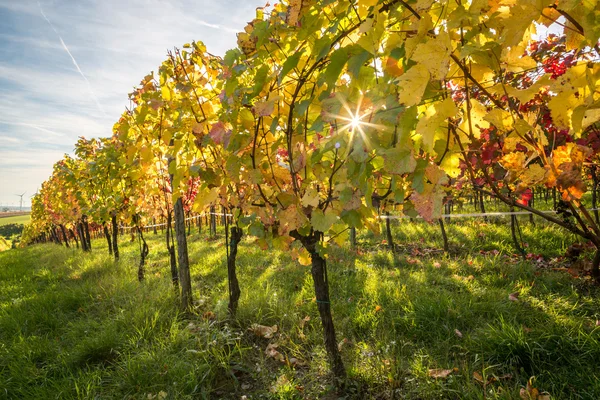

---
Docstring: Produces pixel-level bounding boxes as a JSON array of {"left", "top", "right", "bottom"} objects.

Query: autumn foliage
[{"left": 22, "top": 0, "right": 600, "bottom": 379}]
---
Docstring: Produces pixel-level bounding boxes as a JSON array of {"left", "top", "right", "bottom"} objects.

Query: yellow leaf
[
  {"left": 520, "top": 164, "right": 547, "bottom": 185},
  {"left": 485, "top": 109, "right": 513, "bottom": 132},
  {"left": 514, "top": 118, "right": 533, "bottom": 136},
  {"left": 286, "top": 0, "right": 303, "bottom": 26},
  {"left": 470, "top": 64, "right": 496, "bottom": 84},
  {"left": 254, "top": 100, "right": 275, "bottom": 117},
  {"left": 411, "top": 31, "right": 452, "bottom": 80},
  {"left": 500, "top": 152, "right": 526, "bottom": 171},
  {"left": 416, "top": 98, "right": 457, "bottom": 152},
  {"left": 502, "top": 77, "right": 550, "bottom": 104},
  {"left": 278, "top": 205, "right": 308, "bottom": 235},
  {"left": 548, "top": 92, "right": 577, "bottom": 130},
  {"left": 161, "top": 85, "right": 171, "bottom": 101},
  {"left": 397, "top": 64, "right": 430, "bottom": 107},
  {"left": 297, "top": 247, "right": 312, "bottom": 266},
  {"left": 239, "top": 108, "right": 255, "bottom": 129},
  {"left": 460, "top": 100, "right": 489, "bottom": 136},
  {"left": 193, "top": 187, "right": 219, "bottom": 211},
  {"left": 582, "top": 107, "right": 600, "bottom": 131},
  {"left": 425, "top": 164, "right": 448, "bottom": 186},
  {"left": 502, "top": 44, "right": 537, "bottom": 72},
  {"left": 301, "top": 188, "right": 320, "bottom": 208}
]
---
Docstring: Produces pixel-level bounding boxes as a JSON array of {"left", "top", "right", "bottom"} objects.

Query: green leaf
[
  {"left": 279, "top": 50, "right": 303, "bottom": 84},
  {"left": 347, "top": 47, "right": 371, "bottom": 79},
  {"left": 311, "top": 209, "right": 338, "bottom": 232},
  {"left": 322, "top": 47, "right": 349, "bottom": 88},
  {"left": 248, "top": 221, "right": 266, "bottom": 238},
  {"left": 341, "top": 210, "right": 362, "bottom": 228},
  {"left": 382, "top": 148, "right": 416, "bottom": 175},
  {"left": 314, "top": 36, "right": 333, "bottom": 62},
  {"left": 252, "top": 65, "right": 270, "bottom": 97},
  {"left": 224, "top": 49, "right": 239, "bottom": 68}
]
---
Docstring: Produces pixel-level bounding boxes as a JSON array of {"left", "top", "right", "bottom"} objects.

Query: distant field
[{"left": 0, "top": 214, "right": 30, "bottom": 226}]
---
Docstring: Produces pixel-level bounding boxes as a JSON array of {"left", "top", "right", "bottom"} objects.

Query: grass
[
  {"left": 0, "top": 214, "right": 30, "bottom": 226},
  {"left": 1, "top": 216, "right": 600, "bottom": 399}
]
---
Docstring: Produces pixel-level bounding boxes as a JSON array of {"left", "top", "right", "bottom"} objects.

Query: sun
[
  {"left": 322, "top": 92, "right": 387, "bottom": 153},
  {"left": 350, "top": 114, "right": 362, "bottom": 130}
]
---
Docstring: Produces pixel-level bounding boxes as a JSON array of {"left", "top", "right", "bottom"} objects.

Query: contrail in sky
[
  {"left": 37, "top": 2, "right": 107, "bottom": 116},
  {"left": 0, "top": 119, "right": 63, "bottom": 136}
]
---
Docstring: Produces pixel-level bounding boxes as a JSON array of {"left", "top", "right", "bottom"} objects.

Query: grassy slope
[
  {"left": 1, "top": 218, "right": 599, "bottom": 399},
  {"left": 0, "top": 214, "right": 30, "bottom": 226}
]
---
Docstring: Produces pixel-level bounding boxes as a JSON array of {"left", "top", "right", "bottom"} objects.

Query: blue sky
[{"left": 0, "top": 0, "right": 261, "bottom": 208}]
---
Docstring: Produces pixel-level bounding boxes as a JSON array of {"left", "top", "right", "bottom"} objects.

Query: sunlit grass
[
  {"left": 0, "top": 217, "right": 599, "bottom": 398},
  {"left": 0, "top": 213, "right": 30, "bottom": 226}
]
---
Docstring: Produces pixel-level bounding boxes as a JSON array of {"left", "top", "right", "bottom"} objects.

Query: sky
[{"left": 0, "top": 0, "right": 261, "bottom": 208}]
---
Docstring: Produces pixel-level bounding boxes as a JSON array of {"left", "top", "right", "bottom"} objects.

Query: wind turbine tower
[{"left": 15, "top": 192, "right": 25, "bottom": 212}]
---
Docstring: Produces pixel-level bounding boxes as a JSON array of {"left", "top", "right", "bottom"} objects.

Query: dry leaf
[
  {"left": 249, "top": 324, "right": 278, "bottom": 338},
  {"left": 509, "top": 291, "right": 520, "bottom": 301},
  {"left": 497, "top": 373, "right": 513, "bottom": 381},
  {"left": 428, "top": 368, "right": 454, "bottom": 379},
  {"left": 375, "top": 305, "right": 383, "bottom": 313},
  {"left": 289, "top": 357, "right": 307, "bottom": 367},
  {"left": 520, "top": 377, "right": 549, "bottom": 399},
  {"left": 473, "top": 371, "right": 485, "bottom": 384},
  {"left": 338, "top": 338, "right": 349, "bottom": 351},
  {"left": 298, "top": 316, "right": 310, "bottom": 329},
  {"left": 265, "top": 343, "right": 285, "bottom": 362},
  {"left": 203, "top": 311, "right": 216, "bottom": 320},
  {"left": 454, "top": 329, "right": 463, "bottom": 338}
]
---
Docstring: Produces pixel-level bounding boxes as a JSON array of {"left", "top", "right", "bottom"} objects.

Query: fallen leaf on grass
[
  {"left": 265, "top": 343, "right": 285, "bottom": 362},
  {"left": 147, "top": 391, "right": 167, "bottom": 400},
  {"left": 473, "top": 371, "right": 485, "bottom": 384},
  {"left": 249, "top": 324, "right": 278, "bottom": 338},
  {"left": 288, "top": 357, "right": 307, "bottom": 367},
  {"left": 299, "top": 316, "right": 310, "bottom": 329},
  {"left": 375, "top": 305, "right": 383, "bottom": 313},
  {"left": 338, "top": 338, "right": 350, "bottom": 351},
  {"left": 428, "top": 368, "right": 455, "bottom": 379},
  {"left": 520, "top": 377, "right": 550, "bottom": 399},
  {"left": 203, "top": 311, "right": 216, "bottom": 320},
  {"left": 298, "top": 316, "right": 310, "bottom": 340},
  {"left": 473, "top": 371, "right": 513, "bottom": 385},
  {"left": 509, "top": 292, "right": 520, "bottom": 301},
  {"left": 454, "top": 329, "right": 463, "bottom": 338}
]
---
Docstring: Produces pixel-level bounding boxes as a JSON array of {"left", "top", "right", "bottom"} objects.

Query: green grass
[
  {"left": 1, "top": 217, "right": 599, "bottom": 399},
  {"left": 0, "top": 214, "right": 30, "bottom": 226}
]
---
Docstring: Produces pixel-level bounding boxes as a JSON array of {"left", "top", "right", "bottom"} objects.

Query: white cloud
[{"left": 0, "top": 0, "right": 261, "bottom": 207}]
